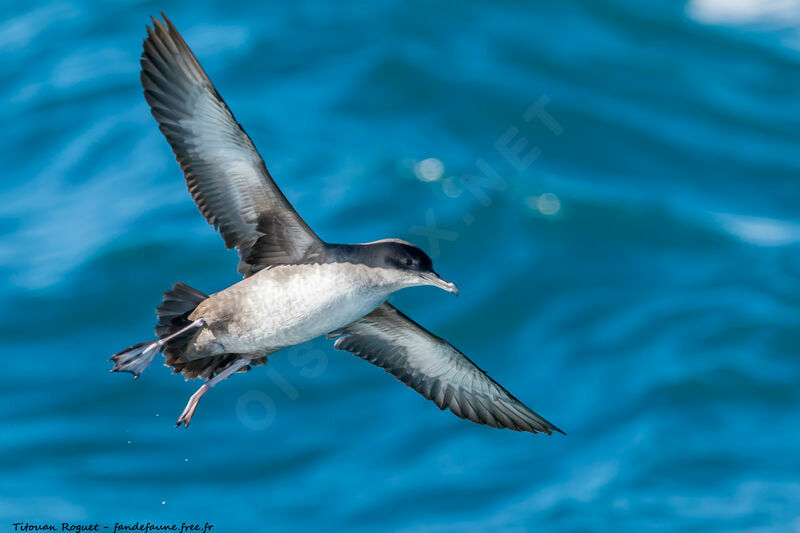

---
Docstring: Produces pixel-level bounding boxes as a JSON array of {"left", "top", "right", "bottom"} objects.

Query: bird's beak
[{"left": 420, "top": 272, "right": 459, "bottom": 296}]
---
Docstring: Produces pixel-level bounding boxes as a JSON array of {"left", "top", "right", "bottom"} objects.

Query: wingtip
[
  {"left": 161, "top": 12, "right": 176, "bottom": 32},
  {"left": 149, "top": 14, "right": 167, "bottom": 35}
]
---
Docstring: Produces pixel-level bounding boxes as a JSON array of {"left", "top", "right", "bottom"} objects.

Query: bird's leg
[
  {"left": 110, "top": 318, "right": 206, "bottom": 378},
  {"left": 175, "top": 356, "right": 251, "bottom": 428},
  {"left": 159, "top": 317, "right": 206, "bottom": 344}
]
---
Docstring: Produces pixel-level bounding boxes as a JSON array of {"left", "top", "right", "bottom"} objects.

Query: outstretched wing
[
  {"left": 140, "top": 14, "right": 323, "bottom": 276},
  {"left": 328, "top": 303, "right": 563, "bottom": 435}
]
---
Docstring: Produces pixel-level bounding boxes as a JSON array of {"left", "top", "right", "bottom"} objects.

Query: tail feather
[
  {"left": 111, "top": 282, "right": 270, "bottom": 380},
  {"left": 111, "top": 282, "right": 208, "bottom": 379},
  {"left": 166, "top": 352, "right": 268, "bottom": 380},
  {"left": 155, "top": 282, "right": 208, "bottom": 337}
]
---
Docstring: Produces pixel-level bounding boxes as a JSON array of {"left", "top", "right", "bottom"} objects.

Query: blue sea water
[{"left": 2, "top": 0, "right": 800, "bottom": 530}]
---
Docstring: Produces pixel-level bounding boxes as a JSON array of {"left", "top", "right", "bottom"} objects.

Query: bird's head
[{"left": 360, "top": 239, "right": 459, "bottom": 296}]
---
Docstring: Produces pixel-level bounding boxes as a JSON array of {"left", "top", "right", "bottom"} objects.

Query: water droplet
[
  {"left": 442, "top": 176, "right": 463, "bottom": 198},
  {"left": 414, "top": 158, "right": 444, "bottom": 182},
  {"left": 538, "top": 193, "right": 560, "bottom": 215},
  {"left": 525, "top": 193, "right": 561, "bottom": 216}
]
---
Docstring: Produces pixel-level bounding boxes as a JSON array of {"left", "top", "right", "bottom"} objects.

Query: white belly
[{"left": 192, "top": 263, "right": 395, "bottom": 356}]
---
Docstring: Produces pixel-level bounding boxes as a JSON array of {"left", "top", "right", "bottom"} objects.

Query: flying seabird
[{"left": 110, "top": 14, "right": 563, "bottom": 435}]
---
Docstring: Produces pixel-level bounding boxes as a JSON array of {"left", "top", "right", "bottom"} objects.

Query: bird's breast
[{"left": 203, "top": 263, "right": 396, "bottom": 353}]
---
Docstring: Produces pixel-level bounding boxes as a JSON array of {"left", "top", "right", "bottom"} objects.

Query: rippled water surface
[{"left": 2, "top": 0, "right": 800, "bottom": 531}]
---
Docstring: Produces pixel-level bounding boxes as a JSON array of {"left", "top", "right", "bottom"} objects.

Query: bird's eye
[{"left": 403, "top": 258, "right": 413, "bottom": 267}]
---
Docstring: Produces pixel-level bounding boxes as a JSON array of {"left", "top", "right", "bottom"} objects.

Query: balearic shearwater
[{"left": 110, "top": 14, "right": 563, "bottom": 435}]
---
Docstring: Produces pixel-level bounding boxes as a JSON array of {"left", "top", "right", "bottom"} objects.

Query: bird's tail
[{"left": 110, "top": 282, "right": 208, "bottom": 378}]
